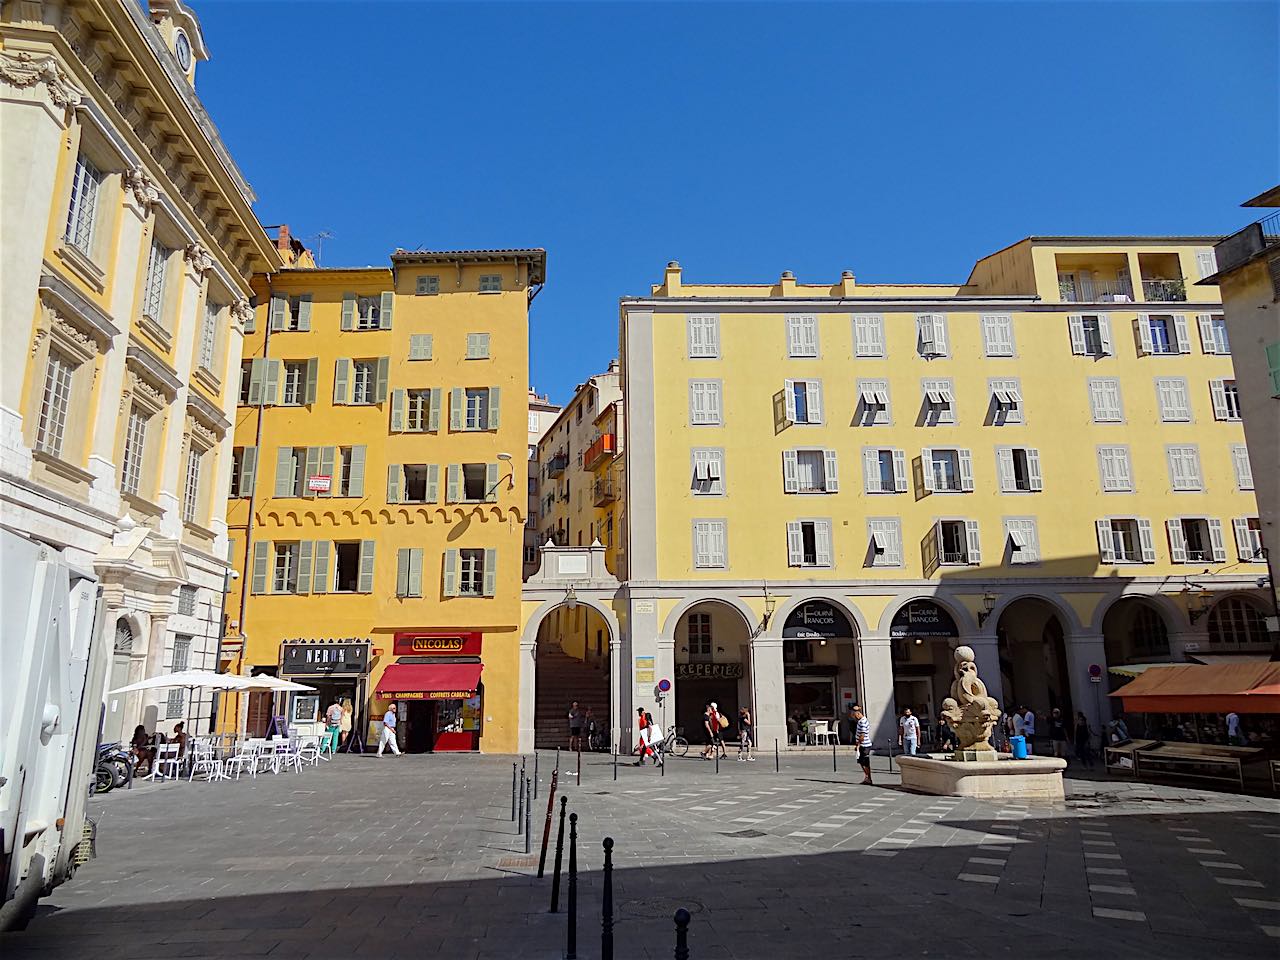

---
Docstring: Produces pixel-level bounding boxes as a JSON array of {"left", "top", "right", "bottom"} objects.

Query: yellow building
[
  {"left": 583, "top": 238, "right": 1268, "bottom": 750},
  {"left": 224, "top": 247, "right": 545, "bottom": 754}
]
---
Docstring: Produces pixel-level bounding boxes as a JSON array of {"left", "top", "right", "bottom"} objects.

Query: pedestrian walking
[
  {"left": 633, "top": 706, "right": 651, "bottom": 765},
  {"left": 339, "top": 698, "right": 353, "bottom": 749},
  {"left": 1049, "top": 708, "right": 1068, "bottom": 758},
  {"left": 377, "top": 703, "right": 401, "bottom": 756},
  {"left": 1073, "top": 711, "right": 1095, "bottom": 767},
  {"left": 324, "top": 699, "right": 343, "bottom": 754},
  {"left": 898, "top": 707, "right": 921, "bottom": 756},
  {"left": 736, "top": 707, "right": 755, "bottom": 761},
  {"left": 567, "top": 700, "right": 584, "bottom": 752},
  {"left": 1020, "top": 705, "right": 1036, "bottom": 752},
  {"left": 853, "top": 705, "right": 873, "bottom": 784},
  {"left": 701, "top": 702, "right": 726, "bottom": 760},
  {"left": 1226, "top": 710, "right": 1244, "bottom": 746}
]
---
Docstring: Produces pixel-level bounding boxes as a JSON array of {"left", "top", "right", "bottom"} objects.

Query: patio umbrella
[
  {"left": 108, "top": 669, "right": 254, "bottom": 695},
  {"left": 242, "top": 676, "right": 317, "bottom": 692}
]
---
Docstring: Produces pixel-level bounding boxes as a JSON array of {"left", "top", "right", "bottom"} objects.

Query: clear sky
[{"left": 195, "top": 1, "right": 1279, "bottom": 405}]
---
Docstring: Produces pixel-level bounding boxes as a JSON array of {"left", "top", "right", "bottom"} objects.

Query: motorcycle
[{"left": 93, "top": 742, "right": 133, "bottom": 794}]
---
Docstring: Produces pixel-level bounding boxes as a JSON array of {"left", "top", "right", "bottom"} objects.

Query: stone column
[
  {"left": 1065, "top": 633, "right": 1111, "bottom": 733},
  {"left": 857, "top": 636, "right": 896, "bottom": 747},
  {"left": 609, "top": 635, "right": 624, "bottom": 754},
  {"left": 750, "top": 637, "right": 786, "bottom": 749},
  {"left": 141, "top": 614, "right": 170, "bottom": 726},
  {"left": 518, "top": 635, "right": 536, "bottom": 754}
]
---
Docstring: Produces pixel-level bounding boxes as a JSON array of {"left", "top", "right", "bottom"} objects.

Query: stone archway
[
  {"left": 531, "top": 600, "right": 616, "bottom": 750},
  {"left": 669, "top": 599, "right": 755, "bottom": 749},
  {"left": 778, "top": 599, "right": 860, "bottom": 741},
  {"left": 996, "top": 597, "right": 1073, "bottom": 731}
]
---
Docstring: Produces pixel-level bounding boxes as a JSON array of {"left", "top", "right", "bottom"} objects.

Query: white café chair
[
  {"left": 148, "top": 742, "right": 182, "bottom": 781},
  {"left": 187, "top": 738, "right": 224, "bottom": 782},
  {"left": 269, "top": 738, "right": 301, "bottom": 774},
  {"left": 808, "top": 720, "right": 837, "bottom": 746},
  {"left": 224, "top": 740, "right": 263, "bottom": 780},
  {"left": 298, "top": 736, "right": 322, "bottom": 767}
]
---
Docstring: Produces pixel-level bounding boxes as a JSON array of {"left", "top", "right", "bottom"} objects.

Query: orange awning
[
  {"left": 376, "top": 663, "right": 482, "bottom": 701},
  {"left": 1110, "top": 662, "right": 1280, "bottom": 714}
]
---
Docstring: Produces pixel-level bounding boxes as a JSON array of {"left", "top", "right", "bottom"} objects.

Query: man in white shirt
[
  {"left": 377, "top": 703, "right": 401, "bottom": 756},
  {"left": 324, "top": 700, "right": 343, "bottom": 754},
  {"left": 898, "top": 707, "right": 921, "bottom": 756},
  {"left": 1021, "top": 706, "right": 1036, "bottom": 753},
  {"left": 853, "top": 705, "right": 873, "bottom": 785}
]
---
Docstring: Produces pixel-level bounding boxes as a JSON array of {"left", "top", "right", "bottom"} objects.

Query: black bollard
[
  {"left": 534, "top": 752, "right": 539, "bottom": 800},
  {"left": 517, "top": 775, "right": 525, "bottom": 835},
  {"left": 577, "top": 742, "right": 582, "bottom": 782},
  {"left": 833, "top": 734, "right": 838, "bottom": 773},
  {"left": 567, "top": 812, "right": 579, "bottom": 959},
  {"left": 715, "top": 745, "right": 719, "bottom": 774},
  {"left": 601, "top": 837, "right": 614, "bottom": 960},
  {"left": 555, "top": 745, "right": 560, "bottom": 774},
  {"left": 775, "top": 738, "right": 780, "bottom": 773},
  {"left": 524, "top": 777, "right": 533, "bottom": 854},
  {"left": 674, "top": 908, "right": 691, "bottom": 960},
  {"left": 550, "top": 796, "right": 567, "bottom": 913},
  {"left": 511, "top": 762, "right": 517, "bottom": 820},
  {"left": 613, "top": 750, "right": 617, "bottom": 781}
]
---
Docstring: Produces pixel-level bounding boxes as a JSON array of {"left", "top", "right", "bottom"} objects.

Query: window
[
  {"left": 287, "top": 295, "right": 308, "bottom": 329},
  {"left": 1155, "top": 378, "right": 1191, "bottom": 422},
  {"left": 691, "top": 448, "right": 724, "bottom": 495},
  {"left": 921, "top": 379, "right": 955, "bottom": 425},
  {"left": 352, "top": 360, "right": 376, "bottom": 404},
  {"left": 273, "top": 542, "right": 300, "bottom": 592},
  {"left": 397, "top": 463, "right": 439, "bottom": 503},
  {"left": 689, "top": 380, "right": 722, "bottom": 425},
  {"left": 281, "top": 361, "right": 307, "bottom": 406},
  {"left": 1088, "top": 378, "right": 1123, "bottom": 422},
  {"left": 856, "top": 379, "right": 891, "bottom": 426},
  {"left": 786, "top": 314, "right": 818, "bottom": 357},
  {"left": 64, "top": 153, "right": 102, "bottom": 254},
  {"left": 863, "top": 447, "right": 906, "bottom": 494},
  {"left": 142, "top": 239, "right": 170, "bottom": 323},
  {"left": 1233, "top": 517, "right": 1264, "bottom": 562},
  {"left": 783, "top": 449, "right": 839, "bottom": 494},
  {"left": 1166, "top": 445, "right": 1202, "bottom": 491},
  {"left": 355, "top": 296, "right": 381, "bottom": 330},
  {"left": 1267, "top": 341, "right": 1280, "bottom": 396},
  {"left": 120, "top": 405, "right": 148, "bottom": 496},
  {"left": 333, "top": 542, "right": 361, "bottom": 592},
  {"left": 693, "top": 519, "right": 727, "bottom": 568},
  {"left": 1197, "top": 314, "right": 1229, "bottom": 354},
  {"left": 1208, "top": 597, "right": 1268, "bottom": 646},
  {"left": 866, "top": 518, "right": 902, "bottom": 567},
  {"left": 177, "top": 585, "right": 197, "bottom": 616},
  {"left": 981, "top": 314, "right": 1014, "bottom": 357},
  {"left": 1136, "top": 314, "right": 1189, "bottom": 355},
  {"left": 996, "top": 447, "right": 1042, "bottom": 493},
  {"left": 416, "top": 275, "right": 440, "bottom": 295},
  {"left": 409, "top": 334, "right": 433, "bottom": 360},
  {"left": 182, "top": 446, "right": 203, "bottom": 523},
  {"left": 934, "top": 519, "right": 979, "bottom": 566},
  {"left": 466, "top": 333, "right": 491, "bottom": 359},
  {"left": 921, "top": 447, "right": 973, "bottom": 493},
  {"left": 479, "top": 274, "right": 502, "bottom": 293},
  {"left": 1095, "top": 518, "right": 1155, "bottom": 564},
  {"left": 988, "top": 379, "right": 1023, "bottom": 424},
  {"left": 852, "top": 314, "right": 885, "bottom": 357},
  {"left": 465, "top": 388, "right": 491, "bottom": 430},
  {"left": 687, "top": 613, "right": 712, "bottom": 660},
  {"left": 459, "top": 548, "right": 486, "bottom": 594},
  {"left": 1130, "top": 606, "right": 1169, "bottom": 655},
  {"left": 462, "top": 463, "right": 489, "bottom": 501},
  {"left": 165, "top": 635, "right": 191, "bottom": 719},
  {"left": 784, "top": 379, "right": 823, "bottom": 424},
  {"left": 1209, "top": 379, "right": 1241, "bottom": 421},
  {"left": 1068, "top": 314, "right": 1112, "bottom": 357},
  {"left": 687, "top": 315, "right": 720, "bottom": 358},
  {"left": 1097, "top": 445, "right": 1133, "bottom": 492},
  {"left": 916, "top": 313, "right": 948, "bottom": 357},
  {"left": 404, "top": 388, "right": 435, "bottom": 432},
  {"left": 239, "top": 361, "right": 254, "bottom": 405},
  {"left": 199, "top": 301, "right": 219, "bottom": 371},
  {"left": 1167, "top": 517, "right": 1225, "bottom": 564},
  {"left": 229, "top": 446, "right": 256, "bottom": 498},
  {"left": 786, "top": 519, "right": 832, "bottom": 567},
  {"left": 1004, "top": 518, "right": 1040, "bottom": 563},
  {"left": 1231, "top": 444, "right": 1254, "bottom": 491}
]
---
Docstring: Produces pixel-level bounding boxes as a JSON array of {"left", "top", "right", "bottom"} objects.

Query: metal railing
[
  {"left": 940, "top": 550, "right": 968, "bottom": 564},
  {"left": 546, "top": 453, "right": 569, "bottom": 477},
  {"left": 593, "top": 478, "right": 616, "bottom": 505},
  {"left": 1058, "top": 278, "right": 1134, "bottom": 302},
  {"left": 1141, "top": 278, "right": 1187, "bottom": 301}
]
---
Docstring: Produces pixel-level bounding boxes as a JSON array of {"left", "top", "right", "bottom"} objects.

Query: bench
[{"left": 1132, "top": 743, "right": 1264, "bottom": 792}]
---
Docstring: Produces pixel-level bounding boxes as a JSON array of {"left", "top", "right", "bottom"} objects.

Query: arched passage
[
  {"left": 533, "top": 601, "right": 614, "bottom": 750},
  {"left": 1207, "top": 595, "right": 1271, "bottom": 648},
  {"left": 1103, "top": 597, "right": 1171, "bottom": 671},
  {"left": 997, "top": 597, "right": 1073, "bottom": 729},
  {"left": 778, "top": 598, "right": 860, "bottom": 740},
  {"left": 671, "top": 599, "right": 755, "bottom": 747}
]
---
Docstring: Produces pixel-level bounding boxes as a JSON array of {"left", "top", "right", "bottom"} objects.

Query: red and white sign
[{"left": 307, "top": 475, "right": 331, "bottom": 493}]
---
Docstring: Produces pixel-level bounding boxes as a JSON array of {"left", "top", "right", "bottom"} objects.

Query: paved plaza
[{"left": 3, "top": 752, "right": 1279, "bottom": 959}]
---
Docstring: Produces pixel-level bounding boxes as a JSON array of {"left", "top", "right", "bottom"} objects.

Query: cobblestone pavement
[{"left": 3, "top": 751, "right": 1278, "bottom": 959}]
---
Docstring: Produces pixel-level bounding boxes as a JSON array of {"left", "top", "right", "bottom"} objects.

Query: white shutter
[
  {"left": 1208, "top": 518, "right": 1227, "bottom": 562},
  {"left": 1068, "top": 315, "right": 1086, "bottom": 355},
  {"left": 706, "top": 317, "right": 719, "bottom": 356},
  {"left": 1196, "top": 250, "right": 1217, "bottom": 279},
  {"left": 863, "top": 448, "right": 880, "bottom": 493},
  {"left": 690, "top": 381, "right": 706, "bottom": 423},
  {"left": 997, "top": 447, "right": 1015, "bottom": 492},
  {"left": 1185, "top": 448, "right": 1201, "bottom": 488},
  {"left": 707, "top": 450, "right": 723, "bottom": 483},
  {"left": 1098, "top": 447, "right": 1117, "bottom": 491},
  {"left": 1136, "top": 316, "right": 1154, "bottom": 355},
  {"left": 921, "top": 448, "right": 936, "bottom": 492},
  {"left": 802, "top": 316, "right": 817, "bottom": 356},
  {"left": 853, "top": 315, "right": 869, "bottom": 355},
  {"left": 1172, "top": 379, "right": 1190, "bottom": 421},
  {"left": 1114, "top": 448, "right": 1131, "bottom": 490},
  {"left": 1197, "top": 314, "right": 1218, "bottom": 354},
  {"left": 708, "top": 521, "right": 726, "bottom": 567},
  {"left": 694, "top": 523, "right": 709, "bottom": 567},
  {"left": 1096, "top": 520, "right": 1116, "bottom": 563},
  {"left": 917, "top": 314, "right": 935, "bottom": 352},
  {"left": 1210, "top": 379, "right": 1229, "bottom": 420},
  {"left": 933, "top": 314, "right": 948, "bottom": 355},
  {"left": 869, "top": 315, "right": 885, "bottom": 355},
  {"left": 806, "top": 381, "right": 823, "bottom": 424},
  {"left": 1167, "top": 519, "right": 1188, "bottom": 563},
  {"left": 964, "top": 520, "right": 981, "bottom": 564},
  {"left": 1098, "top": 314, "right": 1113, "bottom": 355},
  {"left": 815, "top": 521, "right": 833, "bottom": 566},
  {"left": 688, "top": 316, "right": 705, "bottom": 357},
  {"left": 886, "top": 522, "right": 902, "bottom": 566},
  {"left": 1166, "top": 447, "right": 1183, "bottom": 489},
  {"left": 958, "top": 448, "right": 974, "bottom": 492},
  {"left": 823, "top": 449, "right": 839, "bottom": 493},
  {"left": 782, "top": 450, "right": 799, "bottom": 493},
  {"left": 1026, "top": 448, "right": 1043, "bottom": 491},
  {"left": 1233, "top": 445, "right": 1254, "bottom": 490},
  {"left": 1233, "top": 518, "right": 1254, "bottom": 561},
  {"left": 693, "top": 453, "right": 709, "bottom": 483},
  {"left": 1173, "top": 314, "right": 1191, "bottom": 354},
  {"left": 786, "top": 521, "right": 804, "bottom": 566},
  {"left": 706, "top": 382, "right": 721, "bottom": 423},
  {"left": 1138, "top": 519, "right": 1157, "bottom": 563},
  {"left": 892, "top": 449, "right": 908, "bottom": 492},
  {"left": 783, "top": 380, "right": 797, "bottom": 423}
]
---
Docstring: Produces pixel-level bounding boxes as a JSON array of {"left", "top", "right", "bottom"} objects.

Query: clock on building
[{"left": 174, "top": 30, "right": 193, "bottom": 71}]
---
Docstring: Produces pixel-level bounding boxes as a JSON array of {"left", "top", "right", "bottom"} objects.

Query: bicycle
[{"left": 661, "top": 726, "right": 689, "bottom": 758}]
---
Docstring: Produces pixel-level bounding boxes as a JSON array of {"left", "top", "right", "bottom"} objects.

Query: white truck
[{"left": 0, "top": 528, "right": 107, "bottom": 930}]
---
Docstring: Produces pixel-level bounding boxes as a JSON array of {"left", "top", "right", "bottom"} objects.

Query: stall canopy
[
  {"left": 376, "top": 663, "right": 482, "bottom": 700},
  {"left": 1110, "top": 662, "right": 1280, "bottom": 714}
]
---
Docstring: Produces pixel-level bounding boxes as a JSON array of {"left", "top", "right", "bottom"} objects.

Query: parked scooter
[{"left": 93, "top": 742, "right": 132, "bottom": 794}]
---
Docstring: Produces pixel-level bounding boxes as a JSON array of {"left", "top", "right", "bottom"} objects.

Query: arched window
[
  {"left": 1207, "top": 597, "right": 1268, "bottom": 646},
  {"left": 1131, "top": 605, "right": 1169, "bottom": 655},
  {"left": 113, "top": 618, "right": 134, "bottom": 654}
]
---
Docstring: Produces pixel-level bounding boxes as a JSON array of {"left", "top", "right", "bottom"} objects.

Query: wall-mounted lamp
[
  {"left": 913, "top": 637, "right": 924, "bottom": 646},
  {"left": 1185, "top": 587, "right": 1213, "bottom": 623},
  {"left": 565, "top": 583, "right": 578, "bottom": 610},
  {"left": 716, "top": 646, "right": 725, "bottom": 653},
  {"left": 759, "top": 583, "right": 778, "bottom": 632},
  {"left": 977, "top": 591, "right": 998, "bottom": 629}
]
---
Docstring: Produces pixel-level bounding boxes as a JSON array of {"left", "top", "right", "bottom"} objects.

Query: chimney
[
  {"left": 276, "top": 224, "right": 292, "bottom": 256},
  {"left": 662, "top": 260, "right": 682, "bottom": 296},
  {"left": 780, "top": 270, "right": 797, "bottom": 297},
  {"left": 840, "top": 270, "right": 857, "bottom": 296}
]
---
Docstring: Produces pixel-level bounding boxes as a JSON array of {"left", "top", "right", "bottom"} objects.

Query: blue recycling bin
[{"left": 1009, "top": 735, "right": 1028, "bottom": 760}]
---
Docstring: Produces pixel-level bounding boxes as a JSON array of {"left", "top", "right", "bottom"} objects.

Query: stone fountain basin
[{"left": 896, "top": 754, "right": 1067, "bottom": 801}]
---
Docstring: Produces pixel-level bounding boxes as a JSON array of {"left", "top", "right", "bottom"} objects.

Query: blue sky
[{"left": 196, "top": 1, "right": 1278, "bottom": 404}]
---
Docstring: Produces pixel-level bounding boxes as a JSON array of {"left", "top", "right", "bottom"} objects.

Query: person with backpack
[{"left": 701, "top": 702, "right": 727, "bottom": 760}]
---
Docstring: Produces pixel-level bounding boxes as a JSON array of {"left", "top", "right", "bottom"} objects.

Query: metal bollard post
[
  {"left": 674, "top": 908, "right": 691, "bottom": 960},
  {"left": 715, "top": 745, "right": 719, "bottom": 774},
  {"left": 555, "top": 745, "right": 560, "bottom": 774},
  {"left": 525, "top": 777, "right": 533, "bottom": 854},
  {"left": 550, "top": 796, "right": 567, "bottom": 913},
  {"left": 567, "top": 812, "right": 579, "bottom": 959},
  {"left": 538, "top": 768, "right": 559, "bottom": 878},
  {"left": 613, "top": 750, "right": 617, "bottom": 781},
  {"left": 775, "top": 738, "right": 780, "bottom": 773},
  {"left": 577, "top": 742, "right": 582, "bottom": 783},
  {"left": 601, "top": 837, "right": 614, "bottom": 960},
  {"left": 517, "top": 775, "right": 525, "bottom": 835},
  {"left": 887, "top": 738, "right": 895, "bottom": 774},
  {"left": 534, "top": 752, "right": 539, "bottom": 800},
  {"left": 511, "top": 762, "right": 517, "bottom": 821},
  {"left": 833, "top": 734, "right": 838, "bottom": 773}
]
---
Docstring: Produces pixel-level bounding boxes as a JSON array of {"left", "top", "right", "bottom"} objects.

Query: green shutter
[
  {"left": 303, "top": 447, "right": 320, "bottom": 495},
  {"left": 333, "top": 358, "right": 350, "bottom": 404},
  {"left": 482, "top": 548, "right": 497, "bottom": 597},
  {"left": 347, "top": 446, "right": 365, "bottom": 497},
  {"left": 408, "top": 548, "right": 423, "bottom": 597},
  {"left": 379, "top": 291, "right": 394, "bottom": 330},
  {"left": 296, "top": 541, "right": 313, "bottom": 595},
  {"left": 247, "top": 358, "right": 265, "bottom": 405},
  {"left": 269, "top": 295, "right": 287, "bottom": 331},
  {"left": 341, "top": 293, "right": 356, "bottom": 331},
  {"left": 487, "top": 387, "right": 501, "bottom": 429},
  {"left": 410, "top": 334, "right": 433, "bottom": 360},
  {"left": 425, "top": 463, "right": 440, "bottom": 503},
  {"left": 386, "top": 463, "right": 402, "bottom": 503},
  {"left": 442, "top": 549, "right": 459, "bottom": 597},
  {"left": 274, "top": 447, "right": 294, "bottom": 497},
  {"left": 311, "top": 540, "right": 330, "bottom": 593},
  {"left": 450, "top": 387, "right": 464, "bottom": 431},
  {"left": 446, "top": 464, "right": 461, "bottom": 503},
  {"left": 304, "top": 358, "right": 318, "bottom": 404},
  {"left": 318, "top": 446, "right": 336, "bottom": 497},
  {"left": 297, "top": 294, "right": 312, "bottom": 332},
  {"left": 485, "top": 462, "right": 500, "bottom": 502},
  {"left": 250, "top": 541, "right": 269, "bottom": 594},
  {"left": 390, "top": 388, "right": 406, "bottom": 432},
  {"left": 396, "top": 548, "right": 410, "bottom": 597},
  {"left": 238, "top": 446, "right": 258, "bottom": 497},
  {"left": 263, "top": 359, "right": 281, "bottom": 406},
  {"left": 374, "top": 357, "right": 389, "bottom": 402},
  {"left": 428, "top": 389, "right": 441, "bottom": 432},
  {"left": 357, "top": 540, "right": 375, "bottom": 593}
]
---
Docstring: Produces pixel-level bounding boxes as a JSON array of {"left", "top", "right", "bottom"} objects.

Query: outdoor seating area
[{"left": 134, "top": 733, "right": 333, "bottom": 784}]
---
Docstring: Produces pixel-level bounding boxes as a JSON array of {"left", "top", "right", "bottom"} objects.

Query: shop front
[
  {"left": 279, "top": 639, "right": 371, "bottom": 745},
  {"left": 674, "top": 661, "right": 745, "bottom": 741},
  {"left": 782, "top": 601, "right": 859, "bottom": 734},
  {"left": 889, "top": 600, "right": 960, "bottom": 736},
  {"left": 375, "top": 632, "right": 485, "bottom": 752}
]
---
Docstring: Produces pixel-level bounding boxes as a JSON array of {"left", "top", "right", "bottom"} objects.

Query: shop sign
[
  {"left": 281, "top": 641, "right": 369, "bottom": 675},
  {"left": 782, "top": 601, "right": 853, "bottom": 641},
  {"left": 889, "top": 601, "right": 959, "bottom": 639},
  {"left": 393, "top": 632, "right": 483, "bottom": 657},
  {"left": 385, "top": 690, "right": 474, "bottom": 700},
  {"left": 635, "top": 655, "right": 655, "bottom": 684},
  {"left": 676, "top": 662, "right": 744, "bottom": 681},
  {"left": 307, "top": 475, "right": 331, "bottom": 493}
]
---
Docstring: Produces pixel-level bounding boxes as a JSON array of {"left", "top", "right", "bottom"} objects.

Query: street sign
[
  {"left": 657, "top": 678, "right": 671, "bottom": 693},
  {"left": 1089, "top": 663, "right": 1103, "bottom": 684}
]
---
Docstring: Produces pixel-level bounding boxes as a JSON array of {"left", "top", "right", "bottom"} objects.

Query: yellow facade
[{"left": 226, "top": 249, "right": 544, "bottom": 754}]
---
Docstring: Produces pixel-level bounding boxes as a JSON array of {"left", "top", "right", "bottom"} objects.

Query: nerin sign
[
  {"left": 281, "top": 641, "right": 369, "bottom": 675},
  {"left": 782, "top": 601, "right": 853, "bottom": 641},
  {"left": 889, "top": 601, "right": 959, "bottom": 639},
  {"left": 676, "top": 662, "right": 744, "bottom": 681}
]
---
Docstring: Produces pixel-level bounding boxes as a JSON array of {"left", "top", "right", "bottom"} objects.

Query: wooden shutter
[
  {"left": 863, "top": 448, "right": 880, "bottom": 493},
  {"left": 442, "top": 549, "right": 459, "bottom": 597},
  {"left": 805, "top": 381, "right": 823, "bottom": 424},
  {"left": 1207, "top": 518, "right": 1227, "bottom": 562},
  {"left": 691, "top": 381, "right": 707, "bottom": 423},
  {"left": 428, "top": 389, "right": 441, "bottom": 432},
  {"left": 263, "top": 359, "right": 281, "bottom": 405},
  {"left": 958, "top": 447, "right": 975, "bottom": 491},
  {"left": 312, "top": 541, "right": 330, "bottom": 593},
  {"left": 1098, "top": 314, "right": 1113, "bottom": 355},
  {"left": 450, "top": 388, "right": 464, "bottom": 430},
  {"left": 304, "top": 358, "right": 318, "bottom": 404},
  {"left": 390, "top": 388, "right": 406, "bottom": 432},
  {"left": 446, "top": 464, "right": 461, "bottom": 502},
  {"left": 303, "top": 447, "right": 320, "bottom": 495},
  {"left": 964, "top": 520, "right": 981, "bottom": 564},
  {"left": 357, "top": 540, "right": 375, "bottom": 593},
  {"left": 1210, "top": 379, "right": 1229, "bottom": 420},
  {"left": 920, "top": 449, "right": 936, "bottom": 492},
  {"left": 783, "top": 380, "right": 797, "bottom": 423},
  {"left": 1233, "top": 445, "right": 1253, "bottom": 490},
  {"left": 269, "top": 295, "right": 287, "bottom": 331},
  {"left": 1114, "top": 447, "right": 1131, "bottom": 490},
  {"left": 347, "top": 446, "right": 365, "bottom": 497},
  {"left": 1026, "top": 449, "right": 1042, "bottom": 491},
  {"left": 814, "top": 520, "right": 832, "bottom": 566},
  {"left": 379, "top": 291, "right": 394, "bottom": 330},
  {"left": 1136, "top": 316, "right": 1153, "bottom": 355},
  {"left": 688, "top": 315, "right": 704, "bottom": 357},
  {"left": 296, "top": 541, "right": 313, "bottom": 595},
  {"left": 786, "top": 521, "right": 804, "bottom": 566},
  {"left": 1196, "top": 250, "right": 1217, "bottom": 279},
  {"left": 374, "top": 357, "right": 389, "bottom": 402},
  {"left": 239, "top": 446, "right": 258, "bottom": 496},
  {"left": 782, "top": 450, "right": 799, "bottom": 493},
  {"left": 340, "top": 293, "right": 355, "bottom": 330},
  {"left": 1095, "top": 520, "right": 1115, "bottom": 563},
  {"left": 482, "top": 548, "right": 497, "bottom": 597},
  {"left": 892, "top": 450, "right": 908, "bottom": 492},
  {"left": 922, "top": 522, "right": 940, "bottom": 575},
  {"left": 247, "top": 358, "right": 264, "bottom": 405},
  {"left": 274, "top": 447, "right": 294, "bottom": 497},
  {"left": 318, "top": 447, "right": 336, "bottom": 497},
  {"left": 822, "top": 449, "right": 839, "bottom": 493},
  {"left": 917, "top": 314, "right": 934, "bottom": 352},
  {"left": 333, "top": 358, "right": 350, "bottom": 404},
  {"left": 487, "top": 387, "right": 501, "bottom": 428},
  {"left": 1068, "top": 316, "right": 1086, "bottom": 355},
  {"left": 386, "top": 463, "right": 402, "bottom": 503},
  {"left": 1233, "top": 518, "right": 1253, "bottom": 561},
  {"left": 1166, "top": 519, "right": 1187, "bottom": 563},
  {"left": 1137, "top": 519, "right": 1157, "bottom": 563},
  {"left": 425, "top": 463, "right": 440, "bottom": 502},
  {"left": 409, "top": 333, "right": 433, "bottom": 360},
  {"left": 485, "top": 462, "right": 500, "bottom": 502},
  {"left": 1173, "top": 314, "right": 1191, "bottom": 353},
  {"left": 396, "top": 548, "right": 410, "bottom": 597},
  {"left": 250, "top": 541, "right": 269, "bottom": 594},
  {"left": 1197, "top": 314, "right": 1217, "bottom": 354},
  {"left": 933, "top": 314, "right": 948, "bottom": 355},
  {"left": 997, "top": 447, "right": 1014, "bottom": 492},
  {"left": 296, "top": 294, "right": 312, "bottom": 331}
]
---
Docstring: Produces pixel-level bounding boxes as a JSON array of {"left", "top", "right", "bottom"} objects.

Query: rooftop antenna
[{"left": 306, "top": 230, "right": 334, "bottom": 265}]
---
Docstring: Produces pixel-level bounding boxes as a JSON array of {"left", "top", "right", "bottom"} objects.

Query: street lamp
[
  {"left": 977, "top": 591, "right": 998, "bottom": 628},
  {"left": 565, "top": 583, "right": 578, "bottom": 610},
  {"left": 1185, "top": 587, "right": 1214, "bottom": 624}
]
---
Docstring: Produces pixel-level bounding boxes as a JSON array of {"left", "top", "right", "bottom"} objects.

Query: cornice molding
[
  {"left": 124, "top": 164, "right": 161, "bottom": 211},
  {"left": 38, "top": 270, "right": 121, "bottom": 342},
  {"left": 184, "top": 242, "right": 214, "bottom": 275},
  {"left": 125, "top": 342, "right": 182, "bottom": 397},
  {"left": 0, "top": 50, "right": 83, "bottom": 110}
]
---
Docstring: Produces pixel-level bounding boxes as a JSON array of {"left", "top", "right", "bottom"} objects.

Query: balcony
[
  {"left": 546, "top": 452, "right": 569, "bottom": 477},
  {"left": 1141, "top": 278, "right": 1187, "bottom": 302},
  {"left": 583, "top": 433, "right": 616, "bottom": 470},
  {"left": 1058, "top": 277, "right": 1134, "bottom": 303},
  {"left": 1213, "top": 211, "right": 1280, "bottom": 276},
  {"left": 593, "top": 477, "right": 617, "bottom": 506}
]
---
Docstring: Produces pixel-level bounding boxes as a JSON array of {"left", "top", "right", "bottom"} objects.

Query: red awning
[
  {"left": 1110, "top": 662, "right": 1280, "bottom": 714},
  {"left": 376, "top": 663, "right": 482, "bottom": 700}
]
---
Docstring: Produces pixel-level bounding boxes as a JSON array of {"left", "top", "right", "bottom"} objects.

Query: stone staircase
[{"left": 534, "top": 645, "right": 610, "bottom": 750}]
